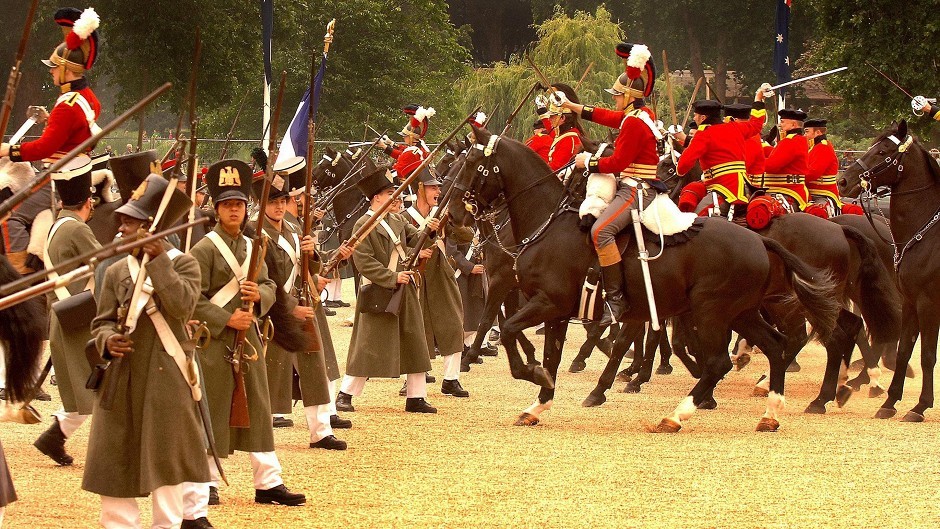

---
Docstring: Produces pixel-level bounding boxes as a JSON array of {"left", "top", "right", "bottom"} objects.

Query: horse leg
[
  {"left": 656, "top": 323, "right": 674, "bottom": 375},
  {"left": 462, "top": 280, "right": 509, "bottom": 371},
  {"left": 903, "top": 308, "right": 938, "bottom": 421},
  {"left": 732, "top": 310, "right": 788, "bottom": 431},
  {"left": 624, "top": 324, "right": 659, "bottom": 393},
  {"left": 753, "top": 316, "right": 807, "bottom": 398},
  {"left": 569, "top": 321, "right": 602, "bottom": 373},
  {"left": 647, "top": 325, "right": 733, "bottom": 433},
  {"left": 504, "top": 289, "right": 539, "bottom": 365},
  {"left": 670, "top": 315, "right": 702, "bottom": 378},
  {"left": 621, "top": 324, "right": 648, "bottom": 380},
  {"left": 583, "top": 322, "right": 645, "bottom": 407},
  {"left": 516, "top": 318, "right": 569, "bottom": 426},
  {"left": 876, "top": 302, "right": 920, "bottom": 419},
  {"left": 499, "top": 291, "right": 557, "bottom": 388},
  {"left": 805, "top": 309, "right": 863, "bottom": 414},
  {"left": 598, "top": 322, "right": 617, "bottom": 357}
]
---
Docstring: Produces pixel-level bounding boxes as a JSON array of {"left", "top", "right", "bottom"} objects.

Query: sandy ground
[{"left": 2, "top": 284, "right": 939, "bottom": 528}]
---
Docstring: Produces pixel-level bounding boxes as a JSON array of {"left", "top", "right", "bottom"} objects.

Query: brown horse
[
  {"left": 450, "top": 125, "right": 840, "bottom": 432},
  {"left": 840, "top": 120, "right": 940, "bottom": 422}
]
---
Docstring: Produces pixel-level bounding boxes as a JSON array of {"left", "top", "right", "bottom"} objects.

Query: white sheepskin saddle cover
[
  {"left": 639, "top": 193, "right": 697, "bottom": 236},
  {"left": 0, "top": 159, "right": 35, "bottom": 193},
  {"left": 579, "top": 172, "right": 617, "bottom": 219}
]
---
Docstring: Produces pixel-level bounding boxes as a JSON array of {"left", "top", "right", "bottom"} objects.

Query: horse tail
[
  {"left": 761, "top": 236, "right": 840, "bottom": 344},
  {"left": 0, "top": 255, "right": 46, "bottom": 402},
  {"left": 840, "top": 224, "right": 902, "bottom": 343}
]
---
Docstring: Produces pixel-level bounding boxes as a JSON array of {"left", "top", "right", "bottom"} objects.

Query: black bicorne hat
[
  {"left": 803, "top": 118, "right": 828, "bottom": 128},
  {"left": 692, "top": 100, "right": 722, "bottom": 118},
  {"left": 778, "top": 108, "right": 808, "bottom": 121},
  {"left": 723, "top": 103, "right": 752, "bottom": 120}
]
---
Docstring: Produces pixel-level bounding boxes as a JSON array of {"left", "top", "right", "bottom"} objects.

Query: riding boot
[{"left": 601, "top": 263, "right": 628, "bottom": 321}]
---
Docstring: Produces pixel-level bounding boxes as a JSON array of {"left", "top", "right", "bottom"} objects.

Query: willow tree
[{"left": 455, "top": 7, "right": 627, "bottom": 143}]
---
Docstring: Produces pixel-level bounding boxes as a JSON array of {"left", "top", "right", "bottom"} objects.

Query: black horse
[
  {"left": 451, "top": 125, "right": 840, "bottom": 432},
  {"left": 840, "top": 120, "right": 940, "bottom": 422}
]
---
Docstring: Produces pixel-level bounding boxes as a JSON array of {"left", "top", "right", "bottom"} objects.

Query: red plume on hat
[
  {"left": 615, "top": 42, "right": 655, "bottom": 98},
  {"left": 55, "top": 7, "right": 100, "bottom": 70}
]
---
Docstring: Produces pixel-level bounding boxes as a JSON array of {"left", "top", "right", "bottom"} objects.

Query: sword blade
[
  {"left": 769, "top": 67, "right": 848, "bottom": 91},
  {"left": 8, "top": 117, "right": 35, "bottom": 144},
  {"left": 866, "top": 62, "right": 915, "bottom": 99}
]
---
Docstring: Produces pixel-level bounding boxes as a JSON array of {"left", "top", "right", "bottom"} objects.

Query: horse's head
[{"left": 839, "top": 120, "right": 915, "bottom": 197}]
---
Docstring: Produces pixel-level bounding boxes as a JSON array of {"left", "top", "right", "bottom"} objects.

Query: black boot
[
  {"left": 405, "top": 397, "right": 438, "bottom": 413},
  {"left": 330, "top": 414, "right": 352, "bottom": 429},
  {"left": 255, "top": 484, "right": 306, "bottom": 506},
  {"left": 34, "top": 418, "right": 73, "bottom": 466},
  {"left": 309, "top": 435, "right": 347, "bottom": 450},
  {"left": 441, "top": 379, "right": 470, "bottom": 397},
  {"left": 208, "top": 486, "right": 220, "bottom": 505},
  {"left": 601, "top": 263, "right": 628, "bottom": 321},
  {"left": 335, "top": 392, "right": 354, "bottom": 412},
  {"left": 181, "top": 517, "right": 215, "bottom": 528},
  {"left": 272, "top": 416, "right": 293, "bottom": 428}
]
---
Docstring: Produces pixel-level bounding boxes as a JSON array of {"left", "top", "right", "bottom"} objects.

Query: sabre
[
  {"left": 8, "top": 117, "right": 35, "bottom": 144},
  {"left": 768, "top": 66, "right": 848, "bottom": 91}
]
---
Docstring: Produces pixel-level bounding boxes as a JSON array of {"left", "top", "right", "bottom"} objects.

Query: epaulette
[{"left": 59, "top": 92, "right": 81, "bottom": 107}]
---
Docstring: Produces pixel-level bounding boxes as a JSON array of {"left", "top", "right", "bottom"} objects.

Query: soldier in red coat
[
  {"left": 723, "top": 103, "right": 768, "bottom": 183},
  {"left": 762, "top": 108, "right": 810, "bottom": 212},
  {"left": 556, "top": 42, "right": 660, "bottom": 319},
  {"left": 674, "top": 91, "right": 768, "bottom": 217},
  {"left": 524, "top": 95, "right": 554, "bottom": 164},
  {"left": 803, "top": 118, "right": 848, "bottom": 218},
  {"left": 381, "top": 104, "right": 433, "bottom": 179},
  {"left": 545, "top": 83, "right": 586, "bottom": 174},
  {"left": 0, "top": 7, "right": 101, "bottom": 273}
]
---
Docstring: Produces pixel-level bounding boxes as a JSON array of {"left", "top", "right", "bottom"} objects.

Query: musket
[
  {"left": 501, "top": 81, "right": 541, "bottom": 136},
  {"left": 228, "top": 70, "right": 286, "bottom": 429},
  {"left": 218, "top": 88, "right": 250, "bottom": 161},
  {"left": 662, "top": 51, "right": 678, "bottom": 126},
  {"left": 573, "top": 61, "right": 594, "bottom": 93},
  {"left": 0, "top": 217, "right": 208, "bottom": 310},
  {"left": 320, "top": 106, "right": 482, "bottom": 277},
  {"left": 299, "top": 20, "right": 336, "bottom": 355},
  {"left": 703, "top": 78, "right": 723, "bottom": 104},
  {"left": 183, "top": 34, "right": 203, "bottom": 252},
  {"left": 0, "top": 0, "right": 40, "bottom": 140},
  {"left": 525, "top": 52, "right": 554, "bottom": 96},
  {"left": 318, "top": 130, "right": 387, "bottom": 211},
  {"left": 482, "top": 103, "right": 499, "bottom": 128},
  {"left": 680, "top": 77, "right": 704, "bottom": 129},
  {"left": 0, "top": 83, "right": 172, "bottom": 222}
]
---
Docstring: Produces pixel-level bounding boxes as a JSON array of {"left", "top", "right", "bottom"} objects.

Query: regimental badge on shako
[
  {"left": 220, "top": 166, "right": 241, "bottom": 187},
  {"left": 149, "top": 161, "right": 162, "bottom": 176},
  {"left": 130, "top": 179, "right": 148, "bottom": 201},
  {"left": 273, "top": 175, "right": 285, "bottom": 193}
]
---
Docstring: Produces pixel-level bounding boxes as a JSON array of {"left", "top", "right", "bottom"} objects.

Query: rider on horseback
[
  {"left": 554, "top": 42, "right": 660, "bottom": 320},
  {"left": 381, "top": 104, "right": 434, "bottom": 179},
  {"left": 545, "top": 84, "right": 586, "bottom": 174},
  {"left": 803, "top": 118, "right": 857, "bottom": 218},
  {"left": 673, "top": 88, "right": 769, "bottom": 218},
  {"left": 761, "top": 108, "right": 811, "bottom": 213},
  {"left": 912, "top": 97, "right": 940, "bottom": 121}
]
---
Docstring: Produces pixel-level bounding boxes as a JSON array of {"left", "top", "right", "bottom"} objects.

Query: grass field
[{"left": 2, "top": 296, "right": 938, "bottom": 528}]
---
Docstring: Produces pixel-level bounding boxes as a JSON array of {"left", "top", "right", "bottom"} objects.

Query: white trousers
[
  {"left": 325, "top": 277, "right": 343, "bottom": 301},
  {"left": 327, "top": 379, "right": 338, "bottom": 416},
  {"left": 303, "top": 405, "right": 333, "bottom": 443},
  {"left": 249, "top": 452, "right": 283, "bottom": 490},
  {"left": 52, "top": 409, "right": 89, "bottom": 437},
  {"left": 340, "top": 373, "right": 426, "bottom": 398},
  {"left": 181, "top": 452, "right": 283, "bottom": 520},
  {"left": 442, "top": 352, "right": 461, "bottom": 381},
  {"left": 100, "top": 484, "right": 183, "bottom": 529}
]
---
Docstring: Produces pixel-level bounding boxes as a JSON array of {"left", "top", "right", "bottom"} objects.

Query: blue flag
[
  {"left": 277, "top": 52, "right": 328, "bottom": 163},
  {"left": 773, "top": 0, "right": 792, "bottom": 95}
]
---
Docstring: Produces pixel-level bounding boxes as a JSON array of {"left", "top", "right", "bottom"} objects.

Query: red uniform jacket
[
  {"left": 583, "top": 104, "right": 659, "bottom": 179},
  {"left": 392, "top": 144, "right": 429, "bottom": 179},
  {"left": 548, "top": 131, "right": 583, "bottom": 171},
  {"left": 763, "top": 132, "right": 809, "bottom": 208},
  {"left": 525, "top": 131, "right": 553, "bottom": 164},
  {"left": 806, "top": 136, "right": 841, "bottom": 205},
  {"left": 744, "top": 135, "right": 766, "bottom": 184},
  {"left": 676, "top": 108, "right": 767, "bottom": 203},
  {"left": 11, "top": 80, "right": 100, "bottom": 163}
]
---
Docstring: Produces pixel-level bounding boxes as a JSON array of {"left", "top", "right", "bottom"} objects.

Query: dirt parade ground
[{"left": 2, "top": 299, "right": 939, "bottom": 529}]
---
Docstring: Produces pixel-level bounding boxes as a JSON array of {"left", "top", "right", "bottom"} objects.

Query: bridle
[{"left": 853, "top": 132, "right": 940, "bottom": 269}]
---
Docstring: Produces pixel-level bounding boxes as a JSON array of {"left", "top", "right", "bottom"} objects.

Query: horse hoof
[
  {"left": 513, "top": 412, "right": 539, "bottom": 426},
  {"left": 868, "top": 385, "right": 886, "bottom": 398},
  {"left": 568, "top": 360, "right": 586, "bottom": 373},
  {"left": 532, "top": 366, "right": 555, "bottom": 389},
  {"left": 756, "top": 417, "right": 780, "bottom": 432},
  {"left": 752, "top": 386, "right": 770, "bottom": 398},
  {"left": 582, "top": 392, "right": 607, "bottom": 408},
  {"left": 849, "top": 358, "right": 865, "bottom": 370},
  {"left": 697, "top": 398, "right": 717, "bottom": 410},
  {"left": 656, "top": 364, "right": 673, "bottom": 375},
  {"left": 786, "top": 360, "right": 801, "bottom": 373},
  {"left": 835, "top": 385, "right": 854, "bottom": 408},
  {"left": 804, "top": 401, "right": 827, "bottom": 414},
  {"left": 735, "top": 353, "right": 752, "bottom": 371},
  {"left": 873, "top": 407, "right": 897, "bottom": 419},
  {"left": 644, "top": 418, "right": 681, "bottom": 433},
  {"left": 622, "top": 381, "right": 641, "bottom": 394},
  {"left": 846, "top": 381, "right": 863, "bottom": 393},
  {"left": 616, "top": 370, "right": 632, "bottom": 383},
  {"left": 900, "top": 410, "right": 925, "bottom": 423}
]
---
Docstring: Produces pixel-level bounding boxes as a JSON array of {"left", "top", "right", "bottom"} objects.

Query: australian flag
[
  {"left": 276, "top": 53, "right": 328, "bottom": 164},
  {"left": 773, "top": 0, "right": 792, "bottom": 95}
]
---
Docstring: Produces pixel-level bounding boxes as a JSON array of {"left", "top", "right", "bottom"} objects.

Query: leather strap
[{"left": 205, "top": 232, "right": 253, "bottom": 308}]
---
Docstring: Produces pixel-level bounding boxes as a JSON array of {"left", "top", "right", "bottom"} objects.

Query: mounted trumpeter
[{"left": 0, "top": 6, "right": 101, "bottom": 274}]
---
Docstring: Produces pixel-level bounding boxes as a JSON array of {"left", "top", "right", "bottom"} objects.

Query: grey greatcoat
[
  {"left": 83, "top": 249, "right": 210, "bottom": 497},
  {"left": 256, "top": 216, "right": 330, "bottom": 413},
  {"left": 190, "top": 225, "right": 276, "bottom": 455},
  {"left": 403, "top": 207, "right": 464, "bottom": 357},
  {"left": 446, "top": 235, "right": 486, "bottom": 332},
  {"left": 46, "top": 209, "right": 99, "bottom": 415},
  {"left": 346, "top": 212, "right": 431, "bottom": 378}
]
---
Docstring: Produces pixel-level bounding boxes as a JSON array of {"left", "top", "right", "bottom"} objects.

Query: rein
[{"left": 855, "top": 133, "right": 940, "bottom": 269}]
